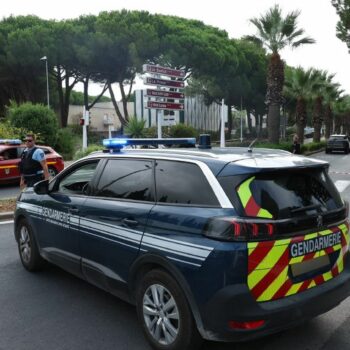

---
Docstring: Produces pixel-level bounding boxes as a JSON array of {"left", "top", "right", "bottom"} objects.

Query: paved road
[{"left": 1, "top": 221, "right": 350, "bottom": 350}]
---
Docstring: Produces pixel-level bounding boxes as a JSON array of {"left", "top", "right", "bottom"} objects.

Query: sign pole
[
  {"left": 82, "top": 107, "right": 88, "bottom": 150},
  {"left": 156, "top": 72, "right": 162, "bottom": 139},
  {"left": 220, "top": 98, "right": 225, "bottom": 148}
]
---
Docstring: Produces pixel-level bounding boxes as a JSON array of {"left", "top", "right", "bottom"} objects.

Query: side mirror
[{"left": 33, "top": 179, "right": 49, "bottom": 195}]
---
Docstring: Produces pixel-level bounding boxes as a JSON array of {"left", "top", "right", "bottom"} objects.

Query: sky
[{"left": 1, "top": 0, "right": 349, "bottom": 96}]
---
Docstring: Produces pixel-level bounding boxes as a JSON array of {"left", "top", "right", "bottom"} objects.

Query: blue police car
[{"left": 14, "top": 137, "right": 350, "bottom": 350}]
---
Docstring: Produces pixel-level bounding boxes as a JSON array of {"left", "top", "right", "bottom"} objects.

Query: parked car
[
  {"left": 0, "top": 139, "right": 64, "bottom": 184},
  {"left": 15, "top": 137, "right": 350, "bottom": 350},
  {"left": 326, "top": 134, "right": 350, "bottom": 154},
  {"left": 304, "top": 126, "right": 315, "bottom": 138}
]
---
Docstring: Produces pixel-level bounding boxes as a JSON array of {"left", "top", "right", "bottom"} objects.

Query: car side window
[
  {"left": 16, "top": 147, "right": 25, "bottom": 158},
  {"left": 58, "top": 161, "right": 99, "bottom": 195},
  {"left": 155, "top": 160, "right": 219, "bottom": 206},
  {"left": 0, "top": 148, "right": 18, "bottom": 160},
  {"left": 95, "top": 159, "right": 154, "bottom": 202}
]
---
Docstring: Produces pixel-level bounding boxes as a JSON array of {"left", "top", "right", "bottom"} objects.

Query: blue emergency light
[
  {"left": 0, "top": 139, "right": 22, "bottom": 145},
  {"left": 102, "top": 137, "right": 196, "bottom": 151}
]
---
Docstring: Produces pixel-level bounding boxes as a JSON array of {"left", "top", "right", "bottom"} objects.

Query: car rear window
[{"left": 218, "top": 168, "right": 343, "bottom": 220}]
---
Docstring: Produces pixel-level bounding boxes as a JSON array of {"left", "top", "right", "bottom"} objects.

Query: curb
[{"left": 0, "top": 211, "right": 14, "bottom": 221}]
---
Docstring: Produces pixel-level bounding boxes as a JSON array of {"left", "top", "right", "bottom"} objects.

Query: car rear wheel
[
  {"left": 16, "top": 219, "right": 44, "bottom": 271},
  {"left": 48, "top": 166, "right": 58, "bottom": 178},
  {"left": 136, "top": 269, "right": 202, "bottom": 350}
]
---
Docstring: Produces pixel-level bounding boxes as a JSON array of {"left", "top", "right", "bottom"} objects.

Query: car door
[
  {"left": 0, "top": 147, "right": 20, "bottom": 181},
  {"left": 79, "top": 158, "right": 155, "bottom": 295},
  {"left": 37, "top": 159, "right": 102, "bottom": 277}
]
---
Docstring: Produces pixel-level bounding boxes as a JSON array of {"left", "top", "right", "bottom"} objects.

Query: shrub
[
  {"left": 74, "top": 144, "right": 104, "bottom": 160},
  {"left": 0, "top": 121, "right": 29, "bottom": 139},
  {"left": 125, "top": 117, "right": 146, "bottom": 138},
  {"left": 6, "top": 101, "right": 58, "bottom": 145},
  {"left": 54, "top": 128, "right": 76, "bottom": 160},
  {"left": 168, "top": 124, "right": 198, "bottom": 138}
]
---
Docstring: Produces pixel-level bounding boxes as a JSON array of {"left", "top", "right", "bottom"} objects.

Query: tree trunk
[
  {"left": 313, "top": 96, "right": 323, "bottom": 143},
  {"left": 108, "top": 83, "right": 127, "bottom": 126},
  {"left": 296, "top": 97, "right": 306, "bottom": 143},
  {"left": 266, "top": 53, "right": 284, "bottom": 144},
  {"left": 324, "top": 105, "right": 332, "bottom": 138},
  {"left": 246, "top": 108, "right": 252, "bottom": 134},
  {"left": 268, "top": 103, "right": 280, "bottom": 143}
]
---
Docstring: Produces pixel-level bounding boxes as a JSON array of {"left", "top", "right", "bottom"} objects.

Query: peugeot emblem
[{"left": 317, "top": 215, "right": 323, "bottom": 228}]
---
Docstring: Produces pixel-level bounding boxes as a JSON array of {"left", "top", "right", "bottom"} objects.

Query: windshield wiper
[{"left": 290, "top": 204, "right": 322, "bottom": 213}]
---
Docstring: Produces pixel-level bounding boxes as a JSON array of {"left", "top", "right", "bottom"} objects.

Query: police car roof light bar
[
  {"left": 102, "top": 137, "right": 196, "bottom": 151},
  {"left": 0, "top": 139, "right": 22, "bottom": 145}
]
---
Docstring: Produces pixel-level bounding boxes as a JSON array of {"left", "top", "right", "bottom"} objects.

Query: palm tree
[
  {"left": 250, "top": 5, "right": 315, "bottom": 143},
  {"left": 284, "top": 67, "right": 315, "bottom": 142},
  {"left": 310, "top": 70, "right": 338, "bottom": 142},
  {"left": 323, "top": 86, "right": 343, "bottom": 138}
]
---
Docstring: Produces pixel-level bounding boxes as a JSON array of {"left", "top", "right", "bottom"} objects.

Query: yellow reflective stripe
[
  {"left": 275, "top": 238, "right": 292, "bottom": 246},
  {"left": 285, "top": 282, "right": 302, "bottom": 296},
  {"left": 252, "top": 244, "right": 287, "bottom": 270},
  {"left": 47, "top": 161, "right": 56, "bottom": 165},
  {"left": 289, "top": 255, "right": 305, "bottom": 264},
  {"left": 237, "top": 177, "right": 254, "bottom": 207},
  {"left": 256, "top": 266, "right": 289, "bottom": 301},
  {"left": 0, "top": 165, "right": 17, "bottom": 169},
  {"left": 309, "top": 280, "right": 316, "bottom": 288},
  {"left": 248, "top": 269, "right": 270, "bottom": 290},
  {"left": 248, "top": 242, "right": 259, "bottom": 249},
  {"left": 337, "top": 257, "right": 344, "bottom": 273},
  {"left": 322, "top": 270, "right": 333, "bottom": 282},
  {"left": 257, "top": 208, "right": 273, "bottom": 218}
]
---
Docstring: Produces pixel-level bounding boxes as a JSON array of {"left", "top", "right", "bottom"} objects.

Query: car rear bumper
[{"left": 199, "top": 256, "right": 350, "bottom": 342}]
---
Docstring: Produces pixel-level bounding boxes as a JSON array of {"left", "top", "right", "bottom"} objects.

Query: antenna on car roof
[{"left": 248, "top": 138, "right": 258, "bottom": 153}]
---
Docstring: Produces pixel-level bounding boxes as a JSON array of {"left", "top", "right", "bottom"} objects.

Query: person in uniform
[{"left": 19, "top": 134, "right": 49, "bottom": 189}]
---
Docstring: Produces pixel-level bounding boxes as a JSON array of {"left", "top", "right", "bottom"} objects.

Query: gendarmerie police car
[{"left": 14, "top": 137, "right": 350, "bottom": 350}]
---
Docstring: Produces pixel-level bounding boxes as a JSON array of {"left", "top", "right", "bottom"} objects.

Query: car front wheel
[
  {"left": 136, "top": 269, "right": 202, "bottom": 350},
  {"left": 48, "top": 166, "right": 58, "bottom": 178},
  {"left": 16, "top": 219, "right": 44, "bottom": 271}
]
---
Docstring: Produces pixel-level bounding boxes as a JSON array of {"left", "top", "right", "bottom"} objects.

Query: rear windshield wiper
[{"left": 290, "top": 204, "right": 322, "bottom": 213}]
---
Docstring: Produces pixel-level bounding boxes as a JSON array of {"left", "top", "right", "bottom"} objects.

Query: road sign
[
  {"left": 143, "top": 64, "right": 185, "bottom": 78},
  {"left": 145, "top": 89, "right": 184, "bottom": 99},
  {"left": 146, "top": 101, "right": 184, "bottom": 111},
  {"left": 144, "top": 77, "right": 185, "bottom": 89},
  {"left": 163, "top": 117, "right": 176, "bottom": 126}
]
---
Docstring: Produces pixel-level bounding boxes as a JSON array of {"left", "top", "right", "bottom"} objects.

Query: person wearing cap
[{"left": 19, "top": 134, "right": 49, "bottom": 189}]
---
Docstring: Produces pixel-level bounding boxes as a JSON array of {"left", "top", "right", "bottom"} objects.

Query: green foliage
[
  {"left": 301, "top": 141, "right": 326, "bottom": 152},
  {"left": 74, "top": 144, "right": 104, "bottom": 160},
  {"left": 6, "top": 102, "right": 58, "bottom": 145},
  {"left": 332, "top": 0, "right": 350, "bottom": 49},
  {"left": 167, "top": 124, "right": 198, "bottom": 138},
  {"left": 124, "top": 117, "right": 146, "bottom": 138},
  {"left": 0, "top": 120, "right": 28, "bottom": 139},
  {"left": 69, "top": 90, "right": 111, "bottom": 105},
  {"left": 54, "top": 128, "right": 76, "bottom": 160}
]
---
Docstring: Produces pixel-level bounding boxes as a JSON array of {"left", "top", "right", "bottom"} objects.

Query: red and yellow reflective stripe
[
  {"left": 46, "top": 161, "right": 56, "bottom": 165},
  {"left": 237, "top": 177, "right": 273, "bottom": 218},
  {"left": 247, "top": 223, "right": 349, "bottom": 302},
  {"left": 0, "top": 165, "right": 17, "bottom": 169}
]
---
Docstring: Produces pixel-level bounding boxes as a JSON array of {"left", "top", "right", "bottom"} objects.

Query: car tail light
[
  {"left": 203, "top": 216, "right": 276, "bottom": 241},
  {"left": 228, "top": 319, "right": 265, "bottom": 330}
]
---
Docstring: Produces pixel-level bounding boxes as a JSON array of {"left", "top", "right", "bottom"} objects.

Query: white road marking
[
  {"left": 0, "top": 220, "right": 14, "bottom": 225},
  {"left": 334, "top": 180, "right": 350, "bottom": 193}
]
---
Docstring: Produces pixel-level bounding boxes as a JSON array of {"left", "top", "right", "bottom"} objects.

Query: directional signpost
[{"left": 143, "top": 64, "right": 185, "bottom": 138}]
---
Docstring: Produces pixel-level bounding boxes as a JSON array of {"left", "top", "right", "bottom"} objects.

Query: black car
[
  {"left": 14, "top": 137, "right": 350, "bottom": 350},
  {"left": 326, "top": 134, "right": 350, "bottom": 154}
]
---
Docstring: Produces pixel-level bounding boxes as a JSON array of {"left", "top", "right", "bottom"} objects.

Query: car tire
[
  {"left": 136, "top": 269, "right": 202, "bottom": 350},
  {"left": 16, "top": 218, "right": 45, "bottom": 272},
  {"left": 48, "top": 166, "right": 58, "bottom": 178}
]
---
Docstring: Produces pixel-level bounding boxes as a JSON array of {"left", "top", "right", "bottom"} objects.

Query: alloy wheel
[{"left": 19, "top": 225, "right": 31, "bottom": 264}]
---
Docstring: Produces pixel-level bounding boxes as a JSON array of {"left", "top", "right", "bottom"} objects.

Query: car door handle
[
  {"left": 69, "top": 207, "right": 80, "bottom": 214},
  {"left": 122, "top": 218, "right": 139, "bottom": 227}
]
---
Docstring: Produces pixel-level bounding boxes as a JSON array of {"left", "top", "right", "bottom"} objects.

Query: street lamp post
[{"left": 40, "top": 56, "right": 50, "bottom": 108}]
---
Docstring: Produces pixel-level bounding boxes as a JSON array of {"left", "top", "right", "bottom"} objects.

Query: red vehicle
[{"left": 0, "top": 139, "right": 64, "bottom": 184}]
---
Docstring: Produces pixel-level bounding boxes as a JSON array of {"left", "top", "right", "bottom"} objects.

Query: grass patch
[{"left": 0, "top": 198, "right": 16, "bottom": 212}]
